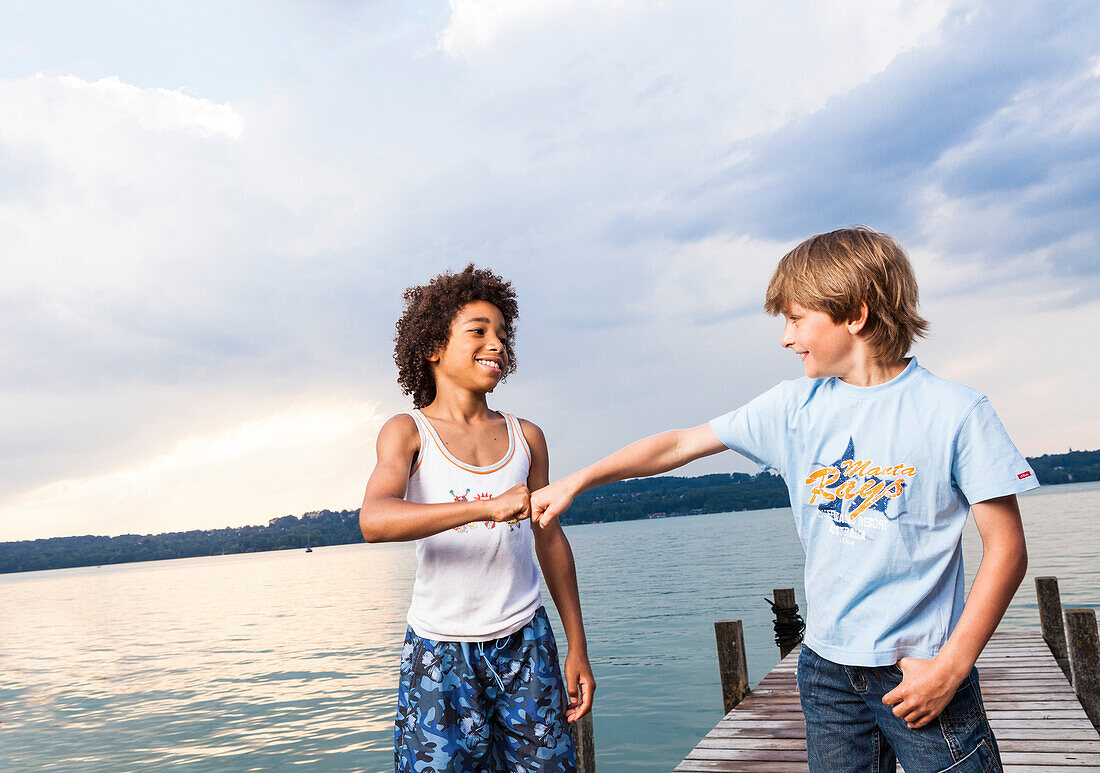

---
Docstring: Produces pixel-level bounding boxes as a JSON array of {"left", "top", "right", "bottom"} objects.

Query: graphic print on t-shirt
[
  {"left": 449, "top": 489, "right": 524, "bottom": 532},
  {"left": 804, "top": 437, "right": 917, "bottom": 544},
  {"left": 450, "top": 488, "right": 477, "bottom": 532}
]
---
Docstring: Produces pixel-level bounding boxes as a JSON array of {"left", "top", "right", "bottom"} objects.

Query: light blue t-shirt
[{"left": 709, "top": 358, "right": 1038, "bottom": 666}]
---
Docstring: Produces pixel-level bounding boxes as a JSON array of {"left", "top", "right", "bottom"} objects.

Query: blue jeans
[{"left": 797, "top": 646, "right": 1002, "bottom": 773}]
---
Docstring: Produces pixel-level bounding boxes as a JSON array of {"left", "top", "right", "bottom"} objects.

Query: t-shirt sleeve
[
  {"left": 952, "top": 398, "right": 1039, "bottom": 505},
  {"left": 709, "top": 383, "right": 790, "bottom": 474}
]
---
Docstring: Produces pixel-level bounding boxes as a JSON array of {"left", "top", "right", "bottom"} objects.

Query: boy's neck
[
  {"left": 838, "top": 356, "right": 909, "bottom": 388},
  {"left": 423, "top": 385, "right": 495, "bottom": 424}
]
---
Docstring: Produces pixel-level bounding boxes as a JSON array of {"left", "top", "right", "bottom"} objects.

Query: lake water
[{"left": 1, "top": 481, "right": 1098, "bottom": 772}]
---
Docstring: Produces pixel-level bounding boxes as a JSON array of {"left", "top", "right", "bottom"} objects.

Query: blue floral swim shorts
[{"left": 394, "top": 606, "right": 577, "bottom": 773}]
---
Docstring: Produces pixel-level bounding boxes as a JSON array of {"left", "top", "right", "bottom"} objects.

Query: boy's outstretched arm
[
  {"left": 883, "top": 494, "right": 1027, "bottom": 728},
  {"left": 532, "top": 424, "right": 727, "bottom": 526},
  {"left": 360, "top": 415, "right": 531, "bottom": 542},
  {"left": 523, "top": 420, "right": 595, "bottom": 723}
]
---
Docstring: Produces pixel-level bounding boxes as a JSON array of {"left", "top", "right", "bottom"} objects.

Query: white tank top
[{"left": 404, "top": 409, "right": 542, "bottom": 642}]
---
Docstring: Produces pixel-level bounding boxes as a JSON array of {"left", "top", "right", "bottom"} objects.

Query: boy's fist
[
  {"left": 532, "top": 481, "right": 574, "bottom": 527},
  {"left": 488, "top": 483, "right": 531, "bottom": 522},
  {"left": 882, "top": 656, "right": 963, "bottom": 729},
  {"left": 564, "top": 648, "right": 596, "bottom": 723}
]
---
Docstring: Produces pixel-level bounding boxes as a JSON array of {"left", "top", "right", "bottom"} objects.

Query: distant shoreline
[{"left": 2, "top": 448, "right": 1097, "bottom": 576}]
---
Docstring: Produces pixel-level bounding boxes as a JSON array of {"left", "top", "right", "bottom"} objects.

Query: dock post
[
  {"left": 1036, "top": 576, "right": 1072, "bottom": 680},
  {"left": 1065, "top": 608, "right": 1100, "bottom": 731},
  {"left": 714, "top": 619, "right": 749, "bottom": 714},
  {"left": 572, "top": 712, "right": 595, "bottom": 773},
  {"left": 771, "top": 588, "right": 802, "bottom": 659}
]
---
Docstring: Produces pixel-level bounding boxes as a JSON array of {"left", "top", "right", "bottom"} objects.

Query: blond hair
[{"left": 764, "top": 227, "right": 929, "bottom": 362}]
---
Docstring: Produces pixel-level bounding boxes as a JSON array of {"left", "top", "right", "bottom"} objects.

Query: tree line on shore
[{"left": 2, "top": 448, "right": 1097, "bottom": 575}]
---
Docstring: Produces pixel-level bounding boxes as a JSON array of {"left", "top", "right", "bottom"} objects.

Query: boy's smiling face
[
  {"left": 429, "top": 300, "right": 509, "bottom": 393},
  {"left": 781, "top": 301, "right": 858, "bottom": 379}
]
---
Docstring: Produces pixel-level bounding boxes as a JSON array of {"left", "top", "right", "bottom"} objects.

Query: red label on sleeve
[{"left": 1017, "top": 471, "right": 1032, "bottom": 479}]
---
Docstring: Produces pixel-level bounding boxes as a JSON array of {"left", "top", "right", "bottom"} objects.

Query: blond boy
[{"left": 533, "top": 228, "right": 1034, "bottom": 772}]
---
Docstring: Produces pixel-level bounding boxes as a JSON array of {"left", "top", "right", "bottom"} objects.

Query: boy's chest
[
  {"left": 429, "top": 418, "right": 511, "bottom": 467},
  {"left": 788, "top": 404, "right": 958, "bottom": 525}
]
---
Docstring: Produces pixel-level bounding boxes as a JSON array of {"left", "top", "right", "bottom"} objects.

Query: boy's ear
[{"left": 846, "top": 302, "right": 869, "bottom": 335}]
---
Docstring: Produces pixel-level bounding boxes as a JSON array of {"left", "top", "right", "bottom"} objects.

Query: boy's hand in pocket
[{"left": 882, "top": 656, "right": 964, "bottom": 729}]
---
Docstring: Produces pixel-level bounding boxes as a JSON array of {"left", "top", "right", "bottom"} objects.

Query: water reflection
[{"left": 0, "top": 544, "right": 417, "bottom": 771}]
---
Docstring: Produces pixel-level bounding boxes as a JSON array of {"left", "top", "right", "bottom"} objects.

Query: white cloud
[
  {"left": 439, "top": 0, "right": 634, "bottom": 56},
  {"left": 0, "top": 74, "right": 242, "bottom": 149},
  {"left": 0, "top": 71, "right": 381, "bottom": 365},
  {"left": 438, "top": 0, "right": 963, "bottom": 140},
  {"left": 0, "top": 73, "right": 244, "bottom": 296},
  {"left": 0, "top": 400, "right": 383, "bottom": 541}
]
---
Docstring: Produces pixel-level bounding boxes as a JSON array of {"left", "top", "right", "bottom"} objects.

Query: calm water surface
[{"left": 1, "top": 481, "right": 1097, "bottom": 772}]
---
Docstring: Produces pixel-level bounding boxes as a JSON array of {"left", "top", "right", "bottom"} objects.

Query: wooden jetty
[{"left": 674, "top": 579, "right": 1100, "bottom": 772}]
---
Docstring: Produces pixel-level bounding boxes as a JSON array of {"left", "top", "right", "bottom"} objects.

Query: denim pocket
[
  {"left": 938, "top": 676, "right": 981, "bottom": 736},
  {"left": 935, "top": 676, "right": 999, "bottom": 771}
]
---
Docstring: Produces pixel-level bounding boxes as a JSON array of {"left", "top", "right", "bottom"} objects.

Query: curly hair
[{"left": 394, "top": 264, "right": 519, "bottom": 408}]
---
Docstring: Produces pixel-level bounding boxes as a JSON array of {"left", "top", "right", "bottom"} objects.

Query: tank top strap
[
  {"left": 406, "top": 410, "right": 431, "bottom": 474},
  {"left": 503, "top": 413, "right": 531, "bottom": 465}
]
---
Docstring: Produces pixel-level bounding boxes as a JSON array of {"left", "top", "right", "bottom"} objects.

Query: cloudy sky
[{"left": 2, "top": 0, "right": 1098, "bottom": 541}]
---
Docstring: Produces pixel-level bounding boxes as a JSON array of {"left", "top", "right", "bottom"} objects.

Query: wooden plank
[
  {"left": 695, "top": 738, "right": 808, "bottom": 750},
  {"left": 675, "top": 761, "right": 810, "bottom": 772},
  {"left": 685, "top": 749, "right": 813, "bottom": 761},
  {"left": 1003, "top": 756, "right": 1100, "bottom": 769},
  {"left": 695, "top": 738, "right": 1100, "bottom": 754},
  {"left": 704, "top": 727, "right": 1098, "bottom": 741}
]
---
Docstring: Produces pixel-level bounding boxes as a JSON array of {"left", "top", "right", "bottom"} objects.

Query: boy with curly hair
[
  {"left": 361, "top": 264, "right": 593, "bottom": 772},
  {"left": 534, "top": 228, "right": 1035, "bottom": 772}
]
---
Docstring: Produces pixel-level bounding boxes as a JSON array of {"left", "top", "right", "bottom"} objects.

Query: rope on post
[{"left": 765, "top": 593, "right": 805, "bottom": 658}]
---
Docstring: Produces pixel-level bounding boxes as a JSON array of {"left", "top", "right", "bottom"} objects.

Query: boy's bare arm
[
  {"left": 359, "top": 415, "right": 531, "bottom": 542},
  {"left": 532, "top": 423, "right": 727, "bottom": 526},
  {"left": 883, "top": 494, "right": 1027, "bottom": 728},
  {"left": 523, "top": 419, "right": 595, "bottom": 723}
]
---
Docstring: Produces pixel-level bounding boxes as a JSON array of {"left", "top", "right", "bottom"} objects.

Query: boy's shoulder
[
  {"left": 513, "top": 415, "right": 542, "bottom": 433},
  {"left": 379, "top": 412, "right": 423, "bottom": 449},
  {"left": 754, "top": 375, "right": 821, "bottom": 404},
  {"left": 372, "top": 413, "right": 422, "bottom": 465},
  {"left": 751, "top": 375, "right": 835, "bottom": 414},
  {"left": 907, "top": 364, "right": 986, "bottom": 407},
  {"left": 510, "top": 415, "right": 547, "bottom": 452},
  {"left": 383, "top": 412, "right": 420, "bottom": 434}
]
